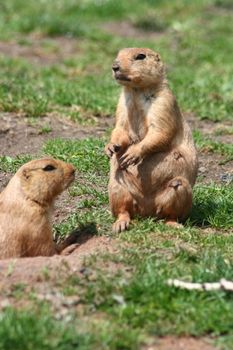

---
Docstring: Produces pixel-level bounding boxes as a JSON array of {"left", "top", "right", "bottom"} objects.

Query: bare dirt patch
[
  {"left": 0, "top": 112, "right": 109, "bottom": 156},
  {"left": 198, "top": 151, "right": 233, "bottom": 184},
  {"left": 102, "top": 21, "right": 165, "bottom": 39},
  {"left": 53, "top": 190, "right": 78, "bottom": 225},
  {"left": 187, "top": 113, "right": 233, "bottom": 144},
  {"left": 0, "top": 36, "right": 81, "bottom": 65},
  {"left": 145, "top": 336, "right": 218, "bottom": 350},
  {"left": 186, "top": 113, "right": 233, "bottom": 184}
]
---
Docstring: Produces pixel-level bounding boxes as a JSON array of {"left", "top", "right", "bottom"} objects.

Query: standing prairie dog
[
  {"left": 105, "top": 48, "right": 198, "bottom": 233},
  {"left": 0, "top": 158, "right": 76, "bottom": 259}
]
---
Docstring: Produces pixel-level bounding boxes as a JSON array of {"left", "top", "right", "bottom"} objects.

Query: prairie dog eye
[
  {"left": 43, "top": 164, "right": 56, "bottom": 171},
  {"left": 135, "top": 53, "right": 146, "bottom": 60}
]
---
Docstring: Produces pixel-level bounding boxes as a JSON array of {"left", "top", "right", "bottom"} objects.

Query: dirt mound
[{"left": 0, "top": 235, "right": 116, "bottom": 291}]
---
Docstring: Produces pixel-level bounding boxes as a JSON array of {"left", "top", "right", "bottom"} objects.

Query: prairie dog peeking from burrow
[{"left": 0, "top": 157, "right": 76, "bottom": 259}]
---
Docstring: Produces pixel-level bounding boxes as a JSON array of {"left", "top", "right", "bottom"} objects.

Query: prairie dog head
[
  {"left": 112, "top": 48, "right": 165, "bottom": 89},
  {"left": 17, "top": 158, "right": 75, "bottom": 206}
]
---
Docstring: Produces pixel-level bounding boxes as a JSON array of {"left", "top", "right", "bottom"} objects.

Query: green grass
[
  {"left": 191, "top": 184, "right": 233, "bottom": 228},
  {"left": 0, "top": 56, "right": 118, "bottom": 117},
  {"left": 82, "top": 252, "right": 233, "bottom": 335},
  {"left": 0, "top": 306, "right": 142, "bottom": 350},
  {"left": 54, "top": 224, "right": 233, "bottom": 349},
  {"left": 0, "top": 155, "right": 32, "bottom": 173},
  {"left": 0, "top": 0, "right": 232, "bottom": 120},
  {"left": 0, "top": 307, "right": 96, "bottom": 350},
  {"left": 0, "top": 0, "right": 233, "bottom": 349}
]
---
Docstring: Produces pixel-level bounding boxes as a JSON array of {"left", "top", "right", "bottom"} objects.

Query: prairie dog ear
[
  {"left": 22, "top": 169, "right": 31, "bottom": 180},
  {"left": 155, "top": 53, "right": 161, "bottom": 62}
]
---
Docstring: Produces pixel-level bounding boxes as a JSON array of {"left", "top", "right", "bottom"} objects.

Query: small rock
[
  {"left": 62, "top": 297, "right": 80, "bottom": 307},
  {"left": 199, "top": 166, "right": 206, "bottom": 173},
  {"left": 0, "top": 127, "right": 10, "bottom": 134},
  {"left": 0, "top": 299, "right": 11, "bottom": 308},
  {"left": 220, "top": 173, "right": 233, "bottom": 184},
  {"left": 112, "top": 294, "right": 125, "bottom": 305}
]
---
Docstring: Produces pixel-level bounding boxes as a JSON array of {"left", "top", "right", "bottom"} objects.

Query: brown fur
[
  {"left": 105, "top": 48, "right": 198, "bottom": 233},
  {"left": 0, "top": 158, "right": 76, "bottom": 259}
]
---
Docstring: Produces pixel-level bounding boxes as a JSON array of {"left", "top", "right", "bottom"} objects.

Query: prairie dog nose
[
  {"left": 112, "top": 62, "right": 120, "bottom": 72},
  {"left": 67, "top": 163, "right": 76, "bottom": 176}
]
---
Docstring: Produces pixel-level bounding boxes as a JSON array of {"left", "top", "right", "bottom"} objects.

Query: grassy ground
[{"left": 0, "top": 0, "right": 233, "bottom": 349}]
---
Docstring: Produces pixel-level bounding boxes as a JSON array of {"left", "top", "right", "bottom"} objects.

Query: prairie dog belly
[{"left": 112, "top": 145, "right": 196, "bottom": 198}]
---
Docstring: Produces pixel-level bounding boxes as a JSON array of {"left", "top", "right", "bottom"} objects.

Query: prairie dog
[
  {"left": 105, "top": 48, "right": 198, "bottom": 233},
  {"left": 0, "top": 158, "right": 75, "bottom": 259}
]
